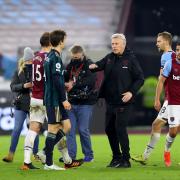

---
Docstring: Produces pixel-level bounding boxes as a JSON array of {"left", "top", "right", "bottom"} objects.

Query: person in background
[
  {"left": 132, "top": 31, "right": 175, "bottom": 165},
  {"left": 140, "top": 76, "right": 158, "bottom": 124},
  {"left": 64, "top": 45, "right": 96, "bottom": 162},
  {"left": 2, "top": 47, "right": 39, "bottom": 163},
  {"left": 154, "top": 42, "right": 180, "bottom": 167}
]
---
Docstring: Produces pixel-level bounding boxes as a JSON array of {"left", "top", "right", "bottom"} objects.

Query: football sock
[
  {"left": 55, "top": 129, "right": 66, "bottom": 145},
  {"left": 165, "top": 133, "right": 175, "bottom": 151},
  {"left": 45, "top": 132, "right": 56, "bottom": 166},
  {"left": 24, "top": 130, "right": 37, "bottom": 164},
  {"left": 143, "top": 133, "right": 160, "bottom": 160},
  {"left": 43, "top": 129, "right": 65, "bottom": 153},
  {"left": 57, "top": 136, "right": 72, "bottom": 164}
]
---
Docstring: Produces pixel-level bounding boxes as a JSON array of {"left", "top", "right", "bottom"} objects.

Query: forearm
[
  {"left": 155, "top": 80, "right": 164, "bottom": 101},
  {"left": 129, "top": 79, "right": 144, "bottom": 95},
  {"left": 10, "top": 83, "right": 24, "bottom": 92}
]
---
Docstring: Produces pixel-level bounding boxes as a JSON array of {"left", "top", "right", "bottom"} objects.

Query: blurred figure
[
  {"left": 65, "top": 45, "right": 96, "bottom": 162},
  {"left": 89, "top": 33, "right": 144, "bottom": 168},
  {"left": 132, "top": 31, "right": 175, "bottom": 165},
  {"left": 0, "top": 52, "right": 4, "bottom": 76},
  {"left": 2, "top": 47, "right": 39, "bottom": 163},
  {"left": 140, "top": 76, "right": 158, "bottom": 124}
]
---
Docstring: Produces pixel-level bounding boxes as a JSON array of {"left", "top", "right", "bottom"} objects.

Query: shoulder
[
  {"left": 164, "top": 60, "right": 172, "bottom": 72},
  {"left": 12, "top": 70, "right": 19, "bottom": 78},
  {"left": 126, "top": 51, "right": 138, "bottom": 64},
  {"left": 48, "top": 52, "right": 61, "bottom": 64},
  {"left": 161, "top": 51, "right": 173, "bottom": 61},
  {"left": 106, "top": 52, "right": 114, "bottom": 59}
]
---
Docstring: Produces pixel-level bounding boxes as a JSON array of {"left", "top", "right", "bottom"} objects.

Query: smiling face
[{"left": 111, "top": 37, "right": 126, "bottom": 55}]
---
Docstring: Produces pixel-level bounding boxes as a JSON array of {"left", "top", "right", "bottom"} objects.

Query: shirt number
[{"left": 32, "top": 64, "right": 42, "bottom": 82}]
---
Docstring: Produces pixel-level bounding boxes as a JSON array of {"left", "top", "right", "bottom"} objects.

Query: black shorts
[{"left": 46, "top": 104, "right": 69, "bottom": 124}]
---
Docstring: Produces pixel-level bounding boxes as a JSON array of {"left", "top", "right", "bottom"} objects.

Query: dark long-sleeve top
[
  {"left": 10, "top": 69, "right": 31, "bottom": 112},
  {"left": 91, "top": 47, "right": 144, "bottom": 105},
  {"left": 65, "top": 58, "right": 97, "bottom": 105}
]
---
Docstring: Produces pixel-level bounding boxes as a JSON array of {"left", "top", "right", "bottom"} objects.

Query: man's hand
[
  {"left": 122, "top": 91, "right": 133, "bottom": 103},
  {"left": 62, "top": 100, "right": 71, "bottom": 110},
  {"left": 23, "top": 82, "right": 32, "bottom": 88},
  {"left": 154, "top": 99, "right": 161, "bottom": 112},
  {"left": 65, "top": 81, "right": 74, "bottom": 92},
  {"left": 89, "top": 64, "right": 98, "bottom": 69}
]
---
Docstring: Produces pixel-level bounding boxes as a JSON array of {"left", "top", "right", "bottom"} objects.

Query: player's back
[{"left": 32, "top": 51, "right": 47, "bottom": 99}]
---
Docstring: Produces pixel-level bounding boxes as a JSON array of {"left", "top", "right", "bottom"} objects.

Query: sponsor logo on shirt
[
  {"left": 34, "top": 56, "right": 43, "bottom": 62},
  {"left": 56, "top": 63, "right": 61, "bottom": 72},
  {"left": 173, "top": 74, "right": 180, "bottom": 80},
  {"left": 122, "top": 60, "right": 128, "bottom": 69}
]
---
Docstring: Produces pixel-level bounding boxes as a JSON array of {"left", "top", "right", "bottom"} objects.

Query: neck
[
  {"left": 164, "top": 45, "right": 172, "bottom": 52},
  {"left": 41, "top": 47, "right": 51, "bottom": 53},
  {"left": 52, "top": 46, "right": 62, "bottom": 53}
]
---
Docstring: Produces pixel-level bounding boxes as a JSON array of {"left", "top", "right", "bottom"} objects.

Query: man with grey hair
[
  {"left": 111, "top": 33, "right": 126, "bottom": 43},
  {"left": 64, "top": 44, "right": 97, "bottom": 162},
  {"left": 89, "top": 33, "right": 144, "bottom": 168}
]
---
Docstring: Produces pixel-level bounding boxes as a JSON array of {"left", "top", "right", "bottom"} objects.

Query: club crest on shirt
[
  {"left": 122, "top": 60, "right": 128, "bottom": 68},
  {"left": 170, "top": 117, "right": 175, "bottom": 122},
  {"left": 34, "top": 56, "right": 43, "bottom": 62}
]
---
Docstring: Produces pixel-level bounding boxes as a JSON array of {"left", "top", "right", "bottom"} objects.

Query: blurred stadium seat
[{"left": 0, "top": 0, "right": 123, "bottom": 56}]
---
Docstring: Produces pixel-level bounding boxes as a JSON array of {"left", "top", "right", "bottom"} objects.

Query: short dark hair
[
  {"left": 176, "top": 41, "right": 180, "bottom": 46},
  {"left": 70, "top": 45, "right": 84, "bottom": 54},
  {"left": 40, "top": 32, "right": 50, "bottom": 47},
  {"left": 158, "top": 31, "right": 172, "bottom": 46},
  {"left": 50, "top": 29, "right": 66, "bottom": 47}
]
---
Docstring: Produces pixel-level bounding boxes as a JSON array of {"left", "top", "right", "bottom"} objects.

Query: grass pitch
[{"left": 0, "top": 134, "right": 180, "bottom": 180}]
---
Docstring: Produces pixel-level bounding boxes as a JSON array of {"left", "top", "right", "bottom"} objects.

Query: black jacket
[
  {"left": 10, "top": 68, "right": 31, "bottom": 112},
  {"left": 65, "top": 57, "right": 97, "bottom": 105},
  {"left": 92, "top": 47, "right": 144, "bottom": 105}
]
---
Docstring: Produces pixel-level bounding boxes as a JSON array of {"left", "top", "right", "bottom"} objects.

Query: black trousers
[{"left": 105, "top": 104, "right": 132, "bottom": 161}]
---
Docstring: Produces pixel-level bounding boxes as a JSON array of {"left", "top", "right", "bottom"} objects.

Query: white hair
[{"left": 111, "top": 33, "right": 126, "bottom": 44}]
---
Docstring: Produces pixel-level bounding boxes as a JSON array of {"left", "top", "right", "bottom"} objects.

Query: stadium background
[{"left": 0, "top": 0, "right": 179, "bottom": 135}]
